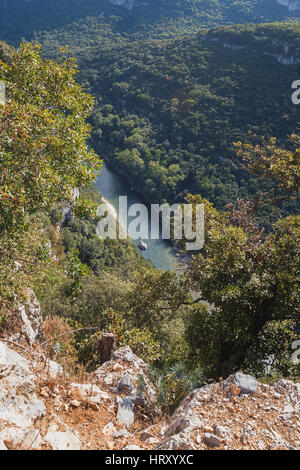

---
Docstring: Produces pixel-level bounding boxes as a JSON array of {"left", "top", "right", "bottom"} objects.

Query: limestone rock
[
  {"left": 102, "top": 423, "right": 117, "bottom": 435},
  {"left": 44, "top": 425, "right": 81, "bottom": 450},
  {"left": 123, "top": 444, "right": 142, "bottom": 450},
  {"left": 214, "top": 425, "right": 231, "bottom": 439},
  {"left": 112, "top": 346, "right": 146, "bottom": 369},
  {"left": 241, "top": 425, "right": 256, "bottom": 444},
  {"left": 156, "top": 433, "right": 195, "bottom": 450},
  {"left": 0, "top": 438, "right": 7, "bottom": 450},
  {"left": 139, "top": 428, "right": 155, "bottom": 441},
  {"left": 0, "top": 342, "right": 46, "bottom": 428},
  {"left": 229, "top": 372, "right": 258, "bottom": 395},
  {"left": 20, "top": 429, "right": 43, "bottom": 450},
  {"left": 203, "top": 433, "right": 222, "bottom": 448},
  {"left": 0, "top": 426, "right": 25, "bottom": 449},
  {"left": 17, "top": 288, "right": 44, "bottom": 344},
  {"left": 164, "top": 416, "right": 203, "bottom": 437},
  {"left": 46, "top": 360, "right": 64, "bottom": 379},
  {"left": 116, "top": 397, "right": 135, "bottom": 427},
  {"left": 94, "top": 346, "right": 156, "bottom": 408},
  {"left": 117, "top": 374, "right": 133, "bottom": 393},
  {"left": 113, "top": 429, "right": 131, "bottom": 439}
]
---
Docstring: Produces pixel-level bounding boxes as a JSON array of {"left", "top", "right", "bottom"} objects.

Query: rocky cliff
[
  {"left": 200, "top": 24, "right": 300, "bottom": 66},
  {"left": 0, "top": 292, "right": 299, "bottom": 451}
]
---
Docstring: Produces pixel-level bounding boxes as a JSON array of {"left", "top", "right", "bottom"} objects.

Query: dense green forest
[
  {"left": 0, "top": 0, "right": 299, "bottom": 45},
  {"left": 1, "top": 4, "right": 299, "bottom": 222},
  {"left": 61, "top": 22, "right": 295, "bottom": 225}
]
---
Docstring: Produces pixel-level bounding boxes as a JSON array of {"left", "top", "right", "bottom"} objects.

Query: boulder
[
  {"left": 117, "top": 374, "right": 133, "bottom": 393},
  {"left": 20, "top": 430, "right": 43, "bottom": 450},
  {"left": 46, "top": 360, "right": 64, "bottom": 379},
  {"left": 138, "top": 240, "right": 148, "bottom": 251},
  {"left": 44, "top": 425, "right": 81, "bottom": 450},
  {"left": 203, "top": 433, "right": 222, "bottom": 448},
  {"left": 229, "top": 372, "right": 258, "bottom": 395},
  {"left": 17, "top": 289, "right": 44, "bottom": 344},
  {"left": 214, "top": 425, "right": 231, "bottom": 439},
  {"left": 241, "top": 424, "right": 256, "bottom": 444},
  {"left": 164, "top": 416, "right": 203, "bottom": 437},
  {"left": 0, "top": 426, "right": 25, "bottom": 449},
  {"left": 156, "top": 433, "right": 195, "bottom": 450},
  {"left": 70, "top": 383, "right": 109, "bottom": 404}
]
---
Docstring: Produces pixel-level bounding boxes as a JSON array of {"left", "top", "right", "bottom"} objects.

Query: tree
[
  {"left": 0, "top": 43, "right": 100, "bottom": 315},
  {"left": 234, "top": 134, "right": 300, "bottom": 206},
  {"left": 0, "top": 42, "right": 14, "bottom": 63},
  {"left": 0, "top": 43, "right": 100, "bottom": 235},
  {"left": 185, "top": 141, "right": 300, "bottom": 379}
]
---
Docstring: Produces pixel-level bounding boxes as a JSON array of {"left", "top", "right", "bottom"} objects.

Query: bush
[{"left": 148, "top": 364, "right": 204, "bottom": 415}]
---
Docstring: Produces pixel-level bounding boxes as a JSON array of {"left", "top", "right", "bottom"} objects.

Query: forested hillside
[
  {"left": 0, "top": 0, "right": 299, "bottom": 44},
  {"left": 62, "top": 22, "right": 297, "bottom": 224},
  {"left": 0, "top": 3, "right": 299, "bottom": 434}
]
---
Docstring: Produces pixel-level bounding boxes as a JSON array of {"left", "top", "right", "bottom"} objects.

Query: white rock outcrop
[
  {"left": 17, "top": 289, "right": 44, "bottom": 345},
  {"left": 0, "top": 342, "right": 46, "bottom": 430},
  {"left": 110, "top": 0, "right": 135, "bottom": 11},
  {"left": 44, "top": 425, "right": 81, "bottom": 450}
]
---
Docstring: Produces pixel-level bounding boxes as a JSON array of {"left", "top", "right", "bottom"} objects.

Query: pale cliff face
[
  {"left": 276, "top": 0, "right": 300, "bottom": 11},
  {"left": 111, "top": 0, "right": 300, "bottom": 13},
  {"left": 109, "top": 0, "right": 135, "bottom": 11}
]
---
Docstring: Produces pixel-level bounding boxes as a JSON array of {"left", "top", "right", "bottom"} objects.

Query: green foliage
[
  {"left": 185, "top": 195, "right": 300, "bottom": 379},
  {"left": 0, "top": 42, "right": 14, "bottom": 63},
  {"left": 1, "top": 2, "right": 299, "bottom": 392},
  {"left": 78, "top": 321, "right": 163, "bottom": 372},
  {"left": 234, "top": 134, "right": 300, "bottom": 205},
  {"left": 0, "top": 42, "right": 99, "bottom": 316},
  {"left": 64, "top": 250, "right": 90, "bottom": 299},
  {"left": 148, "top": 363, "right": 204, "bottom": 415},
  {"left": 41, "top": 261, "right": 192, "bottom": 370},
  {"left": 118, "top": 327, "right": 163, "bottom": 363},
  {"left": 1, "top": 0, "right": 297, "bottom": 45},
  {"left": 73, "top": 22, "right": 299, "bottom": 224},
  {"left": 0, "top": 312, "right": 7, "bottom": 328},
  {"left": 61, "top": 183, "right": 150, "bottom": 276},
  {"left": 0, "top": 42, "right": 100, "bottom": 235},
  {"left": 246, "top": 320, "right": 299, "bottom": 379}
]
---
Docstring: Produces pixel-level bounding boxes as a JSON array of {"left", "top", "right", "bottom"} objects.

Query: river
[{"left": 95, "top": 161, "right": 177, "bottom": 271}]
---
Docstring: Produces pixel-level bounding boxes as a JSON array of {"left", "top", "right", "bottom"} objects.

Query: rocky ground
[{"left": 0, "top": 291, "right": 299, "bottom": 451}]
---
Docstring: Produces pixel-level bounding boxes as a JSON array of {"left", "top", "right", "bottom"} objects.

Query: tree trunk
[{"left": 98, "top": 333, "right": 116, "bottom": 364}]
